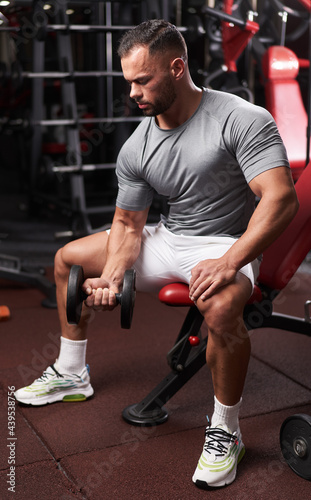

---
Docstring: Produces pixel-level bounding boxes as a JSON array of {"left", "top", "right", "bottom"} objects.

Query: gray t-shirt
[{"left": 116, "top": 88, "right": 290, "bottom": 237}]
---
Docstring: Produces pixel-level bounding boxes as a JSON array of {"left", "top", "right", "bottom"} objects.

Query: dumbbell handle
[
  {"left": 67, "top": 265, "right": 135, "bottom": 328},
  {"left": 80, "top": 289, "right": 121, "bottom": 304}
]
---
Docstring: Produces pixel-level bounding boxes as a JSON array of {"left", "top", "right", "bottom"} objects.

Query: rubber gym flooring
[{"left": 1, "top": 195, "right": 311, "bottom": 500}]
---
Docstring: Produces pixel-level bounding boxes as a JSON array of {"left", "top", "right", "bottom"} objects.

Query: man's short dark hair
[{"left": 117, "top": 19, "right": 187, "bottom": 60}]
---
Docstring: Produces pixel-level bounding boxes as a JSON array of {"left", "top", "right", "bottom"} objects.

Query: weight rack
[
  {"left": 19, "top": 0, "right": 174, "bottom": 236},
  {"left": 4, "top": 0, "right": 197, "bottom": 237},
  {"left": 1, "top": 0, "right": 209, "bottom": 236},
  {"left": 28, "top": 0, "right": 128, "bottom": 235},
  {"left": 0, "top": 0, "right": 207, "bottom": 237}
]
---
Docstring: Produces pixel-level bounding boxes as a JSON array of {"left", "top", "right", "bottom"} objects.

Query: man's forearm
[
  {"left": 102, "top": 221, "right": 142, "bottom": 281},
  {"left": 100, "top": 206, "right": 149, "bottom": 286}
]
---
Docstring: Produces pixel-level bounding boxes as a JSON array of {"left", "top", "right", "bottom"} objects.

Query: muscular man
[{"left": 15, "top": 20, "right": 298, "bottom": 489}]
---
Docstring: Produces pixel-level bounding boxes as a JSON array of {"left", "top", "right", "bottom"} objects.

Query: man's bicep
[{"left": 248, "top": 166, "right": 295, "bottom": 199}]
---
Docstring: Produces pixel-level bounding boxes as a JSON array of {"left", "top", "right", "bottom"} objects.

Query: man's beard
[{"left": 141, "top": 76, "right": 177, "bottom": 117}]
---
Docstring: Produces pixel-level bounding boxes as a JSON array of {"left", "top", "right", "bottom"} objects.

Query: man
[{"left": 15, "top": 20, "right": 298, "bottom": 489}]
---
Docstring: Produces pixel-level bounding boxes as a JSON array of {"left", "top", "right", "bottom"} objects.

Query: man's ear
[{"left": 171, "top": 58, "right": 185, "bottom": 80}]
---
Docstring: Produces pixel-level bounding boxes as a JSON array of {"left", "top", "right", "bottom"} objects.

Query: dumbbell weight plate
[
  {"left": 120, "top": 269, "right": 136, "bottom": 329},
  {"left": 66, "top": 265, "right": 86, "bottom": 325},
  {"left": 280, "top": 413, "right": 311, "bottom": 480}
]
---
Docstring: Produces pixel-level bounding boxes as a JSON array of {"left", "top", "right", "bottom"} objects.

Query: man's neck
[{"left": 156, "top": 86, "right": 203, "bottom": 130}]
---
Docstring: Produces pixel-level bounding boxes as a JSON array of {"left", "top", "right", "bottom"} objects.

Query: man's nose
[{"left": 130, "top": 83, "right": 142, "bottom": 100}]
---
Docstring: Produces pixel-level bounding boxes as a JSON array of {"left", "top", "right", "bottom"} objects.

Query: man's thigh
[
  {"left": 61, "top": 231, "right": 109, "bottom": 277},
  {"left": 134, "top": 223, "right": 260, "bottom": 294},
  {"left": 176, "top": 234, "right": 260, "bottom": 292},
  {"left": 133, "top": 223, "right": 184, "bottom": 292}
]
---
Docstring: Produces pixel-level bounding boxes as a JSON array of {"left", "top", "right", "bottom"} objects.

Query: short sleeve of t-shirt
[{"left": 222, "top": 104, "right": 290, "bottom": 183}]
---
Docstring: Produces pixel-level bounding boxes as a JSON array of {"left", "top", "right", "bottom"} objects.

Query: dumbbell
[{"left": 66, "top": 265, "right": 136, "bottom": 329}]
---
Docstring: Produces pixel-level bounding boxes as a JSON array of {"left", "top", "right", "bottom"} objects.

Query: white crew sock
[
  {"left": 56, "top": 337, "right": 88, "bottom": 374},
  {"left": 211, "top": 395, "right": 242, "bottom": 432}
]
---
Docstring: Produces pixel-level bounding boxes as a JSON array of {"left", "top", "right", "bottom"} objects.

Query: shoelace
[
  {"left": 203, "top": 427, "right": 236, "bottom": 457},
  {"left": 37, "top": 365, "right": 64, "bottom": 382}
]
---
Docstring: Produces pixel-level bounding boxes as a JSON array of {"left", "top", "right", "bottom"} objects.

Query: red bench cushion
[{"left": 159, "top": 282, "right": 263, "bottom": 306}]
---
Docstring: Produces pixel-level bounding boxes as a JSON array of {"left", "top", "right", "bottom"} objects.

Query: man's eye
[{"left": 138, "top": 79, "right": 149, "bottom": 85}]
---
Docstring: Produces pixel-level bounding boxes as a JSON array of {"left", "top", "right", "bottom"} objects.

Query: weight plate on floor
[
  {"left": 280, "top": 413, "right": 311, "bottom": 480},
  {"left": 66, "top": 265, "right": 85, "bottom": 325},
  {"left": 120, "top": 269, "right": 136, "bottom": 329}
]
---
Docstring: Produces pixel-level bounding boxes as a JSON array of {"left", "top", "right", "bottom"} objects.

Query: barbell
[{"left": 66, "top": 265, "right": 136, "bottom": 329}]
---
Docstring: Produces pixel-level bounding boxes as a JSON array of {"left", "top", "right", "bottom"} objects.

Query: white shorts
[{"left": 132, "top": 222, "right": 261, "bottom": 293}]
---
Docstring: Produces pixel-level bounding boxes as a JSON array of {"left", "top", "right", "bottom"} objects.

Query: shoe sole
[{"left": 15, "top": 387, "right": 94, "bottom": 406}]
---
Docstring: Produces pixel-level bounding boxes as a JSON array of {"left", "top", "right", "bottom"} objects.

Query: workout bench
[{"left": 122, "top": 158, "right": 311, "bottom": 479}]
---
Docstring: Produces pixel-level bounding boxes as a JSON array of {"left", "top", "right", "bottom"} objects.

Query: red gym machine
[
  {"left": 262, "top": 45, "right": 309, "bottom": 181},
  {"left": 202, "top": 0, "right": 259, "bottom": 99}
]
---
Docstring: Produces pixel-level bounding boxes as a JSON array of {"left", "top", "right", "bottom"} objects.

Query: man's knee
[
  {"left": 54, "top": 241, "right": 78, "bottom": 281},
  {"left": 198, "top": 275, "right": 252, "bottom": 334},
  {"left": 54, "top": 246, "right": 69, "bottom": 282},
  {"left": 198, "top": 285, "right": 249, "bottom": 335},
  {"left": 198, "top": 294, "right": 237, "bottom": 334}
]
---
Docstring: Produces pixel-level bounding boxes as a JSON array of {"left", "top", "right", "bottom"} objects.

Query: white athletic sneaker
[
  {"left": 192, "top": 422, "right": 245, "bottom": 489},
  {"left": 14, "top": 363, "right": 94, "bottom": 405}
]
